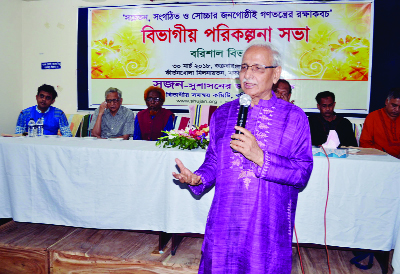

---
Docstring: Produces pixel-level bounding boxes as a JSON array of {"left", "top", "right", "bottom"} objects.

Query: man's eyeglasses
[
  {"left": 106, "top": 99, "right": 120, "bottom": 104},
  {"left": 240, "top": 64, "right": 277, "bottom": 74},
  {"left": 146, "top": 97, "right": 161, "bottom": 103}
]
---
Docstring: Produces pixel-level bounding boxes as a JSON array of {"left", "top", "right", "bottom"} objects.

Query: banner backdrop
[{"left": 88, "top": 2, "right": 372, "bottom": 113}]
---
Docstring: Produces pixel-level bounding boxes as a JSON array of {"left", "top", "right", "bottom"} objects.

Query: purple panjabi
[{"left": 190, "top": 93, "right": 313, "bottom": 274}]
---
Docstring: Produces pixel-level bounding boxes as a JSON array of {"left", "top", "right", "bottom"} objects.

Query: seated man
[
  {"left": 133, "top": 86, "right": 174, "bottom": 141},
  {"left": 15, "top": 84, "right": 72, "bottom": 136},
  {"left": 89, "top": 87, "right": 134, "bottom": 140},
  {"left": 360, "top": 88, "right": 400, "bottom": 158},
  {"left": 272, "top": 78, "right": 294, "bottom": 103},
  {"left": 308, "top": 91, "right": 358, "bottom": 147}
]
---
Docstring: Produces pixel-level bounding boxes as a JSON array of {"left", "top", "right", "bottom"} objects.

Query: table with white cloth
[{"left": 0, "top": 137, "right": 400, "bottom": 271}]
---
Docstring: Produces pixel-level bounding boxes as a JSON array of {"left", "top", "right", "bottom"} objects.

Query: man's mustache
[{"left": 242, "top": 78, "right": 256, "bottom": 84}]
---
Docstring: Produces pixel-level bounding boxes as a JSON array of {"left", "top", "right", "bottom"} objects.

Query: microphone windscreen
[{"left": 239, "top": 94, "right": 251, "bottom": 107}]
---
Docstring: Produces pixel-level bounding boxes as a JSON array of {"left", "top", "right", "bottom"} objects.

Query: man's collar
[
  {"left": 382, "top": 107, "right": 399, "bottom": 121},
  {"left": 255, "top": 91, "right": 277, "bottom": 107},
  {"left": 319, "top": 112, "right": 337, "bottom": 122},
  {"left": 36, "top": 105, "right": 50, "bottom": 114}
]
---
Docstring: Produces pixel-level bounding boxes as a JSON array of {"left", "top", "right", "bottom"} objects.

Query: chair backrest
[
  {"left": 76, "top": 114, "right": 94, "bottom": 137},
  {"left": 173, "top": 115, "right": 190, "bottom": 130},
  {"left": 347, "top": 118, "right": 365, "bottom": 146},
  {"left": 188, "top": 105, "right": 218, "bottom": 128},
  {"left": 65, "top": 114, "right": 84, "bottom": 137}
]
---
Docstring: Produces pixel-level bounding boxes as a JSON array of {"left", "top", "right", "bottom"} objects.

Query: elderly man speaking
[{"left": 173, "top": 41, "right": 313, "bottom": 273}]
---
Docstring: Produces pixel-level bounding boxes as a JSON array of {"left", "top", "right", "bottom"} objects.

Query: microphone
[
  {"left": 232, "top": 94, "right": 251, "bottom": 153},
  {"left": 235, "top": 94, "right": 252, "bottom": 134}
]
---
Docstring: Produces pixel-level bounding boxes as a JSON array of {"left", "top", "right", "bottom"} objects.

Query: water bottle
[
  {"left": 36, "top": 118, "right": 44, "bottom": 137},
  {"left": 28, "top": 118, "right": 36, "bottom": 137}
]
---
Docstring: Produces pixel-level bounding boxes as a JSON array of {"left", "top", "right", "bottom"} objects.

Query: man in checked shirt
[{"left": 89, "top": 87, "right": 134, "bottom": 140}]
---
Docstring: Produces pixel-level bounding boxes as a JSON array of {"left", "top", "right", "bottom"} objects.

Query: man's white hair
[
  {"left": 243, "top": 40, "right": 282, "bottom": 67},
  {"left": 105, "top": 87, "right": 122, "bottom": 99}
]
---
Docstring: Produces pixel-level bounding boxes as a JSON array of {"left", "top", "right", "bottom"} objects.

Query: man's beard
[{"left": 149, "top": 110, "right": 159, "bottom": 116}]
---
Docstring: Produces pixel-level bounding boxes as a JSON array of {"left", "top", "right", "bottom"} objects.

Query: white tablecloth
[{"left": 1, "top": 137, "right": 400, "bottom": 268}]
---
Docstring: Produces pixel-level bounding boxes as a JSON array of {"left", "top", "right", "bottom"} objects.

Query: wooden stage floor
[{"left": 0, "top": 220, "right": 393, "bottom": 273}]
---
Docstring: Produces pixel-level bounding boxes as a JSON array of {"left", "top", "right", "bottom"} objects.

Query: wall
[
  {"left": 0, "top": 0, "right": 22, "bottom": 134},
  {"left": 20, "top": 0, "right": 212, "bottom": 119},
  {"left": 16, "top": 0, "right": 398, "bottom": 131}
]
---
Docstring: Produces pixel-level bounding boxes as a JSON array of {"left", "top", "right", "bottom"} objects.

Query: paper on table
[
  {"left": 1, "top": 133, "right": 23, "bottom": 137},
  {"left": 350, "top": 147, "right": 387, "bottom": 155}
]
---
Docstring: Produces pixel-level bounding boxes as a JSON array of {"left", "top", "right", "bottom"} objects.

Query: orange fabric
[{"left": 359, "top": 108, "right": 400, "bottom": 158}]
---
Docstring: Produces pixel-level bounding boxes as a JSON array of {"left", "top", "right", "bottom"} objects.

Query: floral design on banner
[
  {"left": 91, "top": 10, "right": 154, "bottom": 78},
  {"left": 294, "top": 4, "right": 371, "bottom": 81}
]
